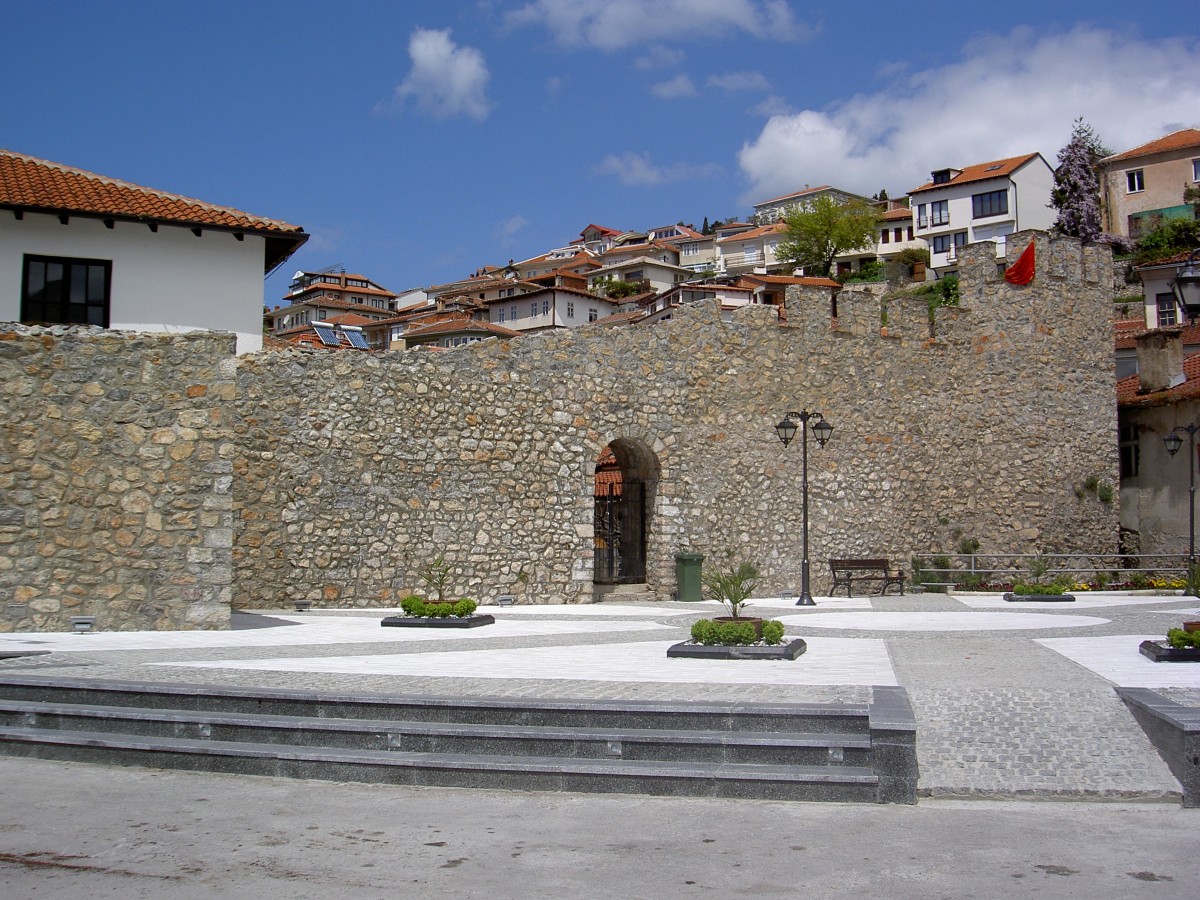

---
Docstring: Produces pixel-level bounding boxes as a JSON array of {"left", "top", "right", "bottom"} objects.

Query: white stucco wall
[{"left": 0, "top": 213, "right": 267, "bottom": 353}]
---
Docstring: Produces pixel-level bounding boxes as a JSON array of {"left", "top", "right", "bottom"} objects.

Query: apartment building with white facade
[{"left": 908, "top": 153, "right": 1054, "bottom": 276}]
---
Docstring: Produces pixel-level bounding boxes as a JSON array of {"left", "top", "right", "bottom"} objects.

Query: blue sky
[{"left": 4, "top": 1, "right": 1198, "bottom": 304}]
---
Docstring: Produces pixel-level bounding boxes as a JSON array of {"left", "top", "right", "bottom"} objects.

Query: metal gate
[{"left": 594, "top": 481, "right": 645, "bottom": 584}]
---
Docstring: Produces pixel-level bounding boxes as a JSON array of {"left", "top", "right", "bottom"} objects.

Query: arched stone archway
[{"left": 593, "top": 438, "right": 659, "bottom": 585}]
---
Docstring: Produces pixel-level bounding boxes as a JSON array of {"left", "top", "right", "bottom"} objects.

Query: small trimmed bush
[
  {"left": 400, "top": 595, "right": 478, "bottom": 618},
  {"left": 760, "top": 620, "right": 785, "bottom": 646},
  {"left": 690, "top": 618, "right": 784, "bottom": 646},
  {"left": 1167, "top": 627, "right": 1200, "bottom": 649}
]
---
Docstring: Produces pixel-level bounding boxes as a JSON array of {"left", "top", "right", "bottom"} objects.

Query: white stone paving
[
  {"left": 954, "top": 592, "right": 1194, "bottom": 610},
  {"left": 0, "top": 618, "right": 676, "bottom": 653},
  {"left": 774, "top": 611, "right": 1110, "bottom": 632},
  {"left": 1036, "top": 635, "right": 1200, "bottom": 688},
  {"left": 150, "top": 637, "right": 897, "bottom": 686},
  {"left": 689, "top": 597, "right": 873, "bottom": 611}
]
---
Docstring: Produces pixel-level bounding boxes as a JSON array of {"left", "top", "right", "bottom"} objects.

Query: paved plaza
[
  {"left": 2, "top": 589, "right": 1198, "bottom": 799},
  {"left": 3, "top": 590, "right": 1200, "bottom": 896}
]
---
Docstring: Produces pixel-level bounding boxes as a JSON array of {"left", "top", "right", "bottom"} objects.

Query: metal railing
[{"left": 912, "top": 552, "right": 1192, "bottom": 586}]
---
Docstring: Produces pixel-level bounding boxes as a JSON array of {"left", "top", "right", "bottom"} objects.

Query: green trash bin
[{"left": 675, "top": 552, "right": 705, "bottom": 602}]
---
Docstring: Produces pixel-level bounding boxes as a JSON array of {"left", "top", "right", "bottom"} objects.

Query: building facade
[
  {"left": 0, "top": 149, "right": 306, "bottom": 354},
  {"left": 908, "top": 153, "right": 1054, "bottom": 277}
]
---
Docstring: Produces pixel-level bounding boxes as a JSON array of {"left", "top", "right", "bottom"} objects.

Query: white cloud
[
  {"left": 384, "top": 28, "right": 492, "bottom": 122},
  {"left": 737, "top": 26, "right": 1200, "bottom": 203},
  {"left": 651, "top": 74, "right": 697, "bottom": 99},
  {"left": 594, "top": 151, "right": 723, "bottom": 187},
  {"left": 505, "top": 0, "right": 811, "bottom": 50},
  {"left": 635, "top": 45, "right": 686, "bottom": 71},
  {"left": 751, "top": 95, "right": 796, "bottom": 117},
  {"left": 494, "top": 215, "right": 529, "bottom": 244},
  {"left": 707, "top": 71, "right": 771, "bottom": 93}
]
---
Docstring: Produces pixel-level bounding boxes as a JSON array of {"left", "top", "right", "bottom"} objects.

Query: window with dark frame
[
  {"left": 21, "top": 255, "right": 111, "bottom": 327},
  {"left": 930, "top": 200, "right": 949, "bottom": 226},
  {"left": 971, "top": 189, "right": 1008, "bottom": 218},
  {"left": 1119, "top": 425, "right": 1139, "bottom": 479}
]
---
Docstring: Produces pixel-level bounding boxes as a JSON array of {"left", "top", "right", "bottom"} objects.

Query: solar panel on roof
[
  {"left": 313, "top": 324, "right": 340, "bottom": 346},
  {"left": 344, "top": 330, "right": 369, "bottom": 349}
]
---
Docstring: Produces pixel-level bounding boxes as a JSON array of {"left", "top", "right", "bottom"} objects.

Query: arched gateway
[{"left": 593, "top": 439, "right": 658, "bottom": 586}]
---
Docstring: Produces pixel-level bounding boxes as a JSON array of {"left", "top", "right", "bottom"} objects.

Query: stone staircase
[{"left": 0, "top": 675, "right": 917, "bottom": 804}]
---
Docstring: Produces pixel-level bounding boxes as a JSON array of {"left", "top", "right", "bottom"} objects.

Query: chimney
[{"left": 1136, "top": 329, "right": 1185, "bottom": 393}]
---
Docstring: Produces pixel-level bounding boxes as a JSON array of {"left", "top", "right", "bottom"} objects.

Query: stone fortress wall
[
  {"left": 0, "top": 330, "right": 236, "bottom": 631},
  {"left": 1, "top": 232, "right": 1119, "bottom": 630}
]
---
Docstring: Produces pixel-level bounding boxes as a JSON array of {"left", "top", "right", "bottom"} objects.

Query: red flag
[{"left": 1004, "top": 241, "right": 1035, "bottom": 285}]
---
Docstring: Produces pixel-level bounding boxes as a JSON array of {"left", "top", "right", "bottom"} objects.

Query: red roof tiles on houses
[
  {"left": 0, "top": 149, "right": 306, "bottom": 270},
  {"left": 1117, "top": 352, "right": 1200, "bottom": 407},
  {"left": 756, "top": 185, "right": 835, "bottom": 206},
  {"left": 715, "top": 222, "right": 786, "bottom": 243},
  {"left": 907, "top": 153, "right": 1042, "bottom": 195},
  {"left": 1103, "top": 129, "right": 1200, "bottom": 164}
]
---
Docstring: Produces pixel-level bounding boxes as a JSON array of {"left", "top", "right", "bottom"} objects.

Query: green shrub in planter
[
  {"left": 690, "top": 618, "right": 784, "bottom": 646},
  {"left": 760, "top": 620, "right": 785, "bottom": 646},
  {"left": 400, "top": 594, "right": 426, "bottom": 616},
  {"left": 1167, "top": 627, "right": 1200, "bottom": 649},
  {"left": 400, "top": 595, "right": 478, "bottom": 618}
]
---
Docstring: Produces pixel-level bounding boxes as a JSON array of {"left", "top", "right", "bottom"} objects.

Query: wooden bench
[{"left": 829, "top": 558, "right": 905, "bottom": 597}]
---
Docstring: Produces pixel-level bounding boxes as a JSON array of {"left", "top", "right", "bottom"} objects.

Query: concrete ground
[
  {"left": 0, "top": 758, "right": 1196, "bottom": 899},
  {"left": 1, "top": 590, "right": 1199, "bottom": 895}
]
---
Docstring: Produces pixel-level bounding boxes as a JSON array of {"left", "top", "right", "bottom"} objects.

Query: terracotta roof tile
[
  {"left": 1118, "top": 352, "right": 1200, "bottom": 407},
  {"left": 1, "top": 149, "right": 303, "bottom": 235},
  {"left": 404, "top": 316, "right": 520, "bottom": 339},
  {"left": 1104, "top": 128, "right": 1200, "bottom": 164},
  {"left": 755, "top": 185, "right": 834, "bottom": 206},
  {"left": 881, "top": 206, "right": 913, "bottom": 221},
  {"left": 716, "top": 222, "right": 786, "bottom": 243},
  {"left": 1, "top": 149, "right": 306, "bottom": 270},
  {"left": 907, "top": 153, "right": 1042, "bottom": 195}
]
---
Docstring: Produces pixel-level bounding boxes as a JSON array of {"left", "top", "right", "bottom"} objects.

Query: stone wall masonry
[
  {"left": 233, "top": 231, "right": 1119, "bottom": 609},
  {"left": 0, "top": 327, "right": 235, "bottom": 631}
]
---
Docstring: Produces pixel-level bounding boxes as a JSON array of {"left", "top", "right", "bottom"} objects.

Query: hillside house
[
  {"left": 0, "top": 149, "right": 307, "bottom": 353},
  {"left": 1096, "top": 129, "right": 1200, "bottom": 238},
  {"left": 908, "top": 153, "right": 1054, "bottom": 277}
]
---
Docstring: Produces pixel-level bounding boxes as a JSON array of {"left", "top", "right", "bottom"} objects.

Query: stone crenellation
[{"left": 1, "top": 232, "right": 1119, "bottom": 628}]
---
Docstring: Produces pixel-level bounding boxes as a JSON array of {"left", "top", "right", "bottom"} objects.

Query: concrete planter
[
  {"left": 1139, "top": 640, "right": 1200, "bottom": 662},
  {"left": 1003, "top": 592, "right": 1076, "bottom": 602},
  {"left": 666, "top": 638, "right": 807, "bottom": 660},
  {"left": 381, "top": 615, "right": 496, "bottom": 629}
]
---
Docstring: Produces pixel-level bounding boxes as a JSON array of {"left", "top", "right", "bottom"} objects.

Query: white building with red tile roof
[
  {"left": 751, "top": 185, "right": 872, "bottom": 224},
  {"left": 1096, "top": 128, "right": 1200, "bottom": 238},
  {"left": 908, "top": 152, "right": 1054, "bottom": 276},
  {"left": 0, "top": 149, "right": 306, "bottom": 353}
]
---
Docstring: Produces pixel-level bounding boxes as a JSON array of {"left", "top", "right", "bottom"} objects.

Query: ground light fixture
[
  {"left": 774, "top": 410, "right": 834, "bottom": 605},
  {"left": 70, "top": 616, "right": 96, "bottom": 634},
  {"left": 1164, "top": 421, "right": 1200, "bottom": 572}
]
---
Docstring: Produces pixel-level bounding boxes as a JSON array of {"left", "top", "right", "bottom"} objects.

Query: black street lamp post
[
  {"left": 774, "top": 410, "right": 833, "bottom": 606},
  {"left": 1164, "top": 422, "right": 1200, "bottom": 566}
]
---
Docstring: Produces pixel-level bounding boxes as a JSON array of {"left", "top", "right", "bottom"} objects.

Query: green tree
[{"left": 777, "top": 195, "right": 881, "bottom": 277}]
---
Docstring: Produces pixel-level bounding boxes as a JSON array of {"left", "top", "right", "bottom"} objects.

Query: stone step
[
  {"left": 0, "top": 726, "right": 881, "bottom": 803},
  {"left": 0, "top": 675, "right": 872, "bottom": 735},
  {"left": 0, "top": 699, "right": 874, "bottom": 767},
  {"left": 0, "top": 676, "right": 917, "bottom": 804}
]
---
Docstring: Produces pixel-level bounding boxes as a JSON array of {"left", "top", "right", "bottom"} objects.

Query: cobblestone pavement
[{"left": 1, "top": 592, "right": 1197, "bottom": 801}]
